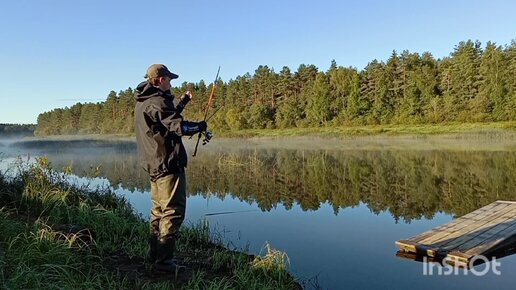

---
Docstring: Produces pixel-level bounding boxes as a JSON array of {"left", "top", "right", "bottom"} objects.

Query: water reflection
[
  {"left": 9, "top": 139, "right": 516, "bottom": 223},
  {"left": 5, "top": 138, "right": 516, "bottom": 290}
]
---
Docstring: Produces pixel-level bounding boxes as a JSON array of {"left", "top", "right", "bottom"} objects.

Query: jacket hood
[{"left": 135, "top": 81, "right": 172, "bottom": 101}]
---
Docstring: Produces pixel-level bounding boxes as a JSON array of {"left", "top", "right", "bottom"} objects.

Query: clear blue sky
[{"left": 1, "top": 0, "right": 514, "bottom": 124}]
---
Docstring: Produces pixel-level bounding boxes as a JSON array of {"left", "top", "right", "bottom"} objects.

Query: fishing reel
[{"left": 202, "top": 130, "right": 213, "bottom": 145}]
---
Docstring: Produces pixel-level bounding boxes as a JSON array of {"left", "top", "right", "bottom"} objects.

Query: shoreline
[
  {"left": 19, "top": 121, "right": 516, "bottom": 141},
  {"left": 7, "top": 122, "right": 516, "bottom": 152},
  {"left": 0, "top": 159, "right": 300, "bottom": 289}
]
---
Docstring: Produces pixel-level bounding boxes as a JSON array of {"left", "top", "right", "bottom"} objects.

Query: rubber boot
[
  {"left": 148, "top": 234, "right": 159, "bottom": 263},
  {"left": 155, "top": 237, "right": 184, "bottom": 272}
]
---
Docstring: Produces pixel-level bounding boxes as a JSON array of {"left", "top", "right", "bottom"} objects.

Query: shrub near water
[
  {"left": 0, "top": 157, "right": 148, "bottom": 289},
  {"left": 13, "top": 157, "right": 148, "bottom": 256},
  {"left": 0, "top": 208, "right": 137, "bottom": 289},
  {"left": 0, "top": 157, "right": 299, "bottom": 289}
]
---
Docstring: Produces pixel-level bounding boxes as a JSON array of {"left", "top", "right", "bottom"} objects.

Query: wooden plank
[
  {"left": 451, "top": 215, "right": 516, "bottom": 253},
  {"left": 410, "top": 201, "right": 506, "bottom": 243},
  {"left": 395, "top": 240, "right": 418, "bottom": 253},
  {"left": 395, "top": 239, "right": 444, "bottom": 257},
  {"left": 419, "top": 202, "right": 515, "bottom": 245},
  {"left": 445, "top": 222, "right": 516, "bottom": 266},
  {"left": 446, "top": 251, "right": 470, "bottom": 267},
  {"left": 437, "top": 206, "right": 516, "bottom": 250},
  {"left": 411, "top": 226, "right": 447, "bottom": 243},
  {"left": 395, "top": 201, "right": 516, "bottom": 261},
  {"left": 425, "top": 202, "right": 507, "bottom": 239},
  {"left": 442, "top": 220, "right": 516, "bottom": 263},
  {"left": 425, "top": 202, "right": 515, "bottom": 245},
  {"left": 396, "top": 250, "right": 441, "bottom": 263},
  {"left": 438, "top": 207, "right": 516, "bottom": 247},
  {"left": 410, "top": 202, "right": 500, "bottom": 243},
  {"left": 465, "top": 220, "right": 516, "bottom": 256}
]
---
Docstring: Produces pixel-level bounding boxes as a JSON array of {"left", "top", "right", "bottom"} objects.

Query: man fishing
[{"left": 134, "top": 64, "right": 207, "bottom": 272}]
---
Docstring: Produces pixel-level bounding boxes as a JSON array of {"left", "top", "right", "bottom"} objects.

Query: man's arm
[
  {"left": 147, "top": 103, "right": 183, "bottom": 136},
  {"left": 175, "top": 91, "right": 192, "bottom": 114},
  {"left": 149, "top": 104, "right": 206, "bottom": 137},
  {"left": 181, "top": 121, "right": 207, "bottom": 136}
]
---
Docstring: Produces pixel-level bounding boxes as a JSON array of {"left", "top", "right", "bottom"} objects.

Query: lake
[{"left": 2, "top": 133, "right": 516, "bottom": 290}]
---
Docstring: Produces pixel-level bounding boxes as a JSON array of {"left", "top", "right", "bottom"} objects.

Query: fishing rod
[
  {"left": 203, "top": 209, "right": 259, "bottom": 217},
  {"left": 206, "top": 103, "right": 225, "bottom": 122},
  {"left": 187, "top": 103, "right": 224, "bottom": 143},
  {"left": 192, "top": 66, "right": 220, "bottom": 157}
]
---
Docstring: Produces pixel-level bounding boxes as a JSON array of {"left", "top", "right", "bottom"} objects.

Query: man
[{"left": 134, "top": 64, "right": 207, "bottom": 272}]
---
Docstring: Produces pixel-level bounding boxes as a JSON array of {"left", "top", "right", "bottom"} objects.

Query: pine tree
[
  {"left": 474, "top": 42, "right": 507, "bottom": 121},
  {"left": 443, "top": 40, "right": 482, "bottom": 120},
  {"left": 101, "top": 91, "right": 119, "bottom": 133},
  {"left": 386, "top": 51, "right": 405, "bottom": 109},
  {"left": 275, "top": 66, "right": 301, "bottom": 128},
  {"left": 327, "top": 62, "right": 355, "bottom": 121},
  {"left": 35, "top": 112, "right": 51, "bottom": 136},
  {"left": 78, "top": 103, "right": 98, "bottom": 134},
  {"left": 362, "top": 60, "right": 391, "bottom": 124},
  {"left": 118, "top": 88, "right": 135, "bottom": 133},
  {"left": 306, "top": 72, "right": 332, "bottom": 125},
  {"left": 504, "top": 40, "right": 516, "bottom": 120},
  {"left": 418, "top": 52, "right": 440, "bottom": 122},
  {"left": 345, "top": 72, "right": 370, "bottom": 124}
]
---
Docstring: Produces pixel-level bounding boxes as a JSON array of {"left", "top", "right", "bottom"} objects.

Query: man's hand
[
  {"left": 185, "top": 91, "right": 193, "bottom": 100},
  {"left": 181, "top": 120, "right": 207, "bottom": 136},
  {"left": 177, "top": 91, "right": 193, "bottom": 113},
  {"left": 198, "top": 121, "right": 207, "bottom": 132}
]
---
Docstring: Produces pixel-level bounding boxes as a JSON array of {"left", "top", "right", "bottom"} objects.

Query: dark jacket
[{"left": 134, "top": 81, "right": 188, "bottom": 180}]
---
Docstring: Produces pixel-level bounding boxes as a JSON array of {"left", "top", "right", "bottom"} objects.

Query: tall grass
[
  {"left": 0, "top": 157, "right": 300, "bottom": 289},
  {"left": 0, "top": 209, "right": 138, "bottom": 289}
]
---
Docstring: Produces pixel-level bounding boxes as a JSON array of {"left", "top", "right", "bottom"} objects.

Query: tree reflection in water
[{"left": 18, "top": 140, "right": 515, "bottom": 223}]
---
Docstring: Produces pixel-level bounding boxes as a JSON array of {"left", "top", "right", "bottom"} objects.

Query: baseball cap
[{"left": 145, "top": 64, "right": 179, "bottom": 79}]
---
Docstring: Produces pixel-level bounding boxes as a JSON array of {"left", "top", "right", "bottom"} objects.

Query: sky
[{"left": 0, "top": 0, "right": 515, "bottom": 124}]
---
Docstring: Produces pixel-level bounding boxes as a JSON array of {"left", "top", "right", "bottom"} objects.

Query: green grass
[
  {"left": 215, "top": 121, "right": 516, "bottom": 138},
  {"left": 0, "top": 208, "right": 138, "bottom": 289},
  {"left": 0, "top": 157, "right": 300, "bottom": 289},
  {"left": 23, "top": 121, "right": 516, "bottom": 141}
]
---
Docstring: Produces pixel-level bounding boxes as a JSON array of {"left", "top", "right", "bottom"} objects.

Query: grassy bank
[
  {"left": 23, "top": 121, "right": 516, "bottom": 141},
  {"left": 217, "top": 121, "right": 516, "bottom": 138},
  {"left": 0, "top": 158, "right": 299, "bottom": 289}
]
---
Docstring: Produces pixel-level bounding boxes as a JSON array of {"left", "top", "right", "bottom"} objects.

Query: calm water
[{"left": 2, "top": 135, "right": 516, "bottom": 290}]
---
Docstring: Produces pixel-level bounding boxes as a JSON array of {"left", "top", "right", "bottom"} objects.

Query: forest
[
  {"left": 0, "top": 124, "right": 35, "bottom": 137},
  {"left": 35, "top": 40, "right": 516, "bottom": 136}
]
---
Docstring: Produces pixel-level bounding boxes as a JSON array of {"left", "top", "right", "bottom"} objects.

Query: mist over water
[
  {"left": 2, "top": 134, "right": 516, "bottom": 290},
  {"left": 0, "top": 136, "right": 31, "bottom": 148}
]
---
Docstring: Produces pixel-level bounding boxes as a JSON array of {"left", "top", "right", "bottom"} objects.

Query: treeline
[
  {"left": 0, "top": 124, "right": 35, "bottom": 137},
  {"left": 35, "top": 40, "right": 516, "bottom": 136}
]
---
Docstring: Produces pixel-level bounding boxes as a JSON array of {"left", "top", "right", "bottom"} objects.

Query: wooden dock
[{"left": 396, "top": 200, "right": 516, "bottom": 266}]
